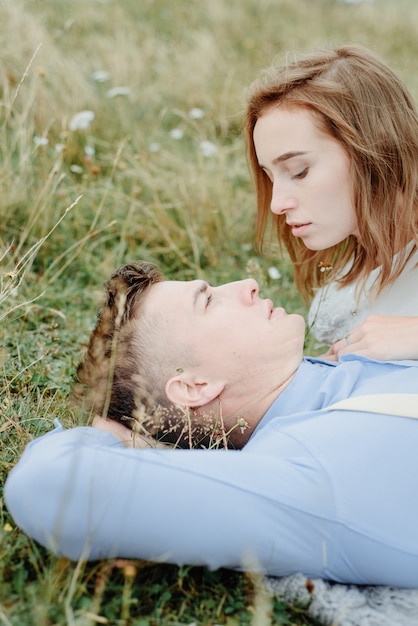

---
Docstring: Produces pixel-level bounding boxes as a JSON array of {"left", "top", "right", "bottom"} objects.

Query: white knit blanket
[{"left": 266, "top": 574, "right": 418, "bottom": 626}]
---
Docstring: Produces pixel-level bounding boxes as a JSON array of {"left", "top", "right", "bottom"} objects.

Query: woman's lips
[{"left": 290, "top": 223, "right": 311, "bottom": 237}]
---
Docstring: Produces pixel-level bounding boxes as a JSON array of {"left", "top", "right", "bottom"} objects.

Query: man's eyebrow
[{"left": 193, "top": 281, "right": 209, "bottom": 307}]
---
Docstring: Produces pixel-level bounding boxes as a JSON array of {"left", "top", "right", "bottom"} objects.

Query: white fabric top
[{"left": 308, "top": 246, "right": 418, "bottom": 345}]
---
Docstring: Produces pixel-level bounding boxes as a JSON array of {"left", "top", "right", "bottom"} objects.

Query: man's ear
[{"left": 165, "top": 372, "right": 225, "bottom": 408}]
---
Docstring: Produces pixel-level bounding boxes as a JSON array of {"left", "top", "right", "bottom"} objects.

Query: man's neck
[{"left": 222, "top": 362, "right": 301, "bottom": 448}]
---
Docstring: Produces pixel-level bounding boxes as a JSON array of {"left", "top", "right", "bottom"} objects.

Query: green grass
[{"left": 1, "top": 0, "right": 418, "bottom": 623}]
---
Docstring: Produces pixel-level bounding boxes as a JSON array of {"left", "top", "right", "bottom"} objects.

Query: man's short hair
[{"left": 72, "top": 261, "right": 220, "bottom": 448}]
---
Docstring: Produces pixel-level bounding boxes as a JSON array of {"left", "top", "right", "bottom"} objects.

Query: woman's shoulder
[{"left": 372, "top": 247, "right": 418, "bottom": 315}]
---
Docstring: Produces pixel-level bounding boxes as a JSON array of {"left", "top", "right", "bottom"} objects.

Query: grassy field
[{"left": 1, "top": 0, "right": 417, "bottom": 623}]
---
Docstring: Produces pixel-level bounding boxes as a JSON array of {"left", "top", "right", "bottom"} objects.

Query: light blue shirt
[{"left": 5, "top": 356, "right": 418, "bottom": 586}]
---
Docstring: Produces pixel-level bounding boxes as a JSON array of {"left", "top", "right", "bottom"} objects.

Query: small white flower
[
  {"left": 318, "top": 261, "right": 333, "bottom": 273},
  {"left": 267, "top": 266, "right": 281, "bottom": 280},
  {"left": 33, "top": 136, "right": 49, "bottom": 147},
  {"left": 69, "top": 110, "right": 95, "bottom": 132},
  {"left": 148, "top": 142, "right": 161, "bottom": 153},
  {"left": 106, "top": 86, "right": 131, "bottom": 99},
  {"left": 241, "top": 243, "right": 252, "bottom": 252},
  {"left": 55, "top": 143, "right": 64, "bottom": 153},
  {"left": 91, "top": 70, "right": 111, "bottom": 83},
  {"left": 199, "top": 140, "right": 217, "bottom": 157},
  {"left": 70, "top": 164, "right": 84, "bottom": 174},
  {"left": 169, "top": 128, "right": 184, "bottom": 140},
  {"left": 84, "top": 145, "right": 95, "bottom": 157},
  {"left": 236, "top": 417, "right": 249, "bottom": 434},
  {"left": 188, "top": 107, "right": 205, "bottom": 120}
]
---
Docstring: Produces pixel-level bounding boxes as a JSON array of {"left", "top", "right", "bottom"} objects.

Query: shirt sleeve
[{"left": 4, "top": 423, "right": 334, "bottom": 577}]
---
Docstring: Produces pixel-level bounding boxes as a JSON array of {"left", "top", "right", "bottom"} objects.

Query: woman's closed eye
[
  {"left": 292, "top": 167, "right": 309, "bottom": 180},
  {"left": 206, "top": 294, "right": 213, "bottom": 307}
]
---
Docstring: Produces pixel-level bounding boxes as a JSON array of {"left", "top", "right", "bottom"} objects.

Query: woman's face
[{"left": 253, "top": 106, "right": 359, "bottom": 250}]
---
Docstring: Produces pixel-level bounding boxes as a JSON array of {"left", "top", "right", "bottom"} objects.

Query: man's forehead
[{"left": 144, "top": 279, "right": 201, "bottom": 310}]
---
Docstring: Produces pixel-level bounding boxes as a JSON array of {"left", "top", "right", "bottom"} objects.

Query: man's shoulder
[
  {"left": 338, "top": 354, "right": 418, "bottom": 368},
  {"left": 304, "top": 354, "right": 418, "bottom": 369}
]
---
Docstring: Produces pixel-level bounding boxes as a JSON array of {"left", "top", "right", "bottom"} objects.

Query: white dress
[{"left": 308, "top": 246, "right": 418, "bottom": 346}]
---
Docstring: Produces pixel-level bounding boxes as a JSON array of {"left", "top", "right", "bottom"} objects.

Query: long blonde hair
[{"left": 245, "top": 44, "right": 418, "bottom": 301}]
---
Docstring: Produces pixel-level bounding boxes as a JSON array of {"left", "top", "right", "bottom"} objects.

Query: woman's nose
[{"left": 270, "top": 182, "right": 296, "bottom": 215}]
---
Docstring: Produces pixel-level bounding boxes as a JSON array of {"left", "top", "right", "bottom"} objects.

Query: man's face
[{"left": 141, "top": 277, "right": 305, "bottom": 396}]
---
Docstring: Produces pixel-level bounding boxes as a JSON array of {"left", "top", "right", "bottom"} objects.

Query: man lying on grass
[{"left": 5, "top": 261, "right": 418, "bottom": 587}]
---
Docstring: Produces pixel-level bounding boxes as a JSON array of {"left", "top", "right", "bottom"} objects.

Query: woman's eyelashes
[
  {"left": 206, "top": 294, "right": 213, "bottom": 307},
  {"left": 292, "top": 167, "right": 308, "bottom": 180},
  {"left": 260, "top": 166, "right": 308, "bottom": 182}
]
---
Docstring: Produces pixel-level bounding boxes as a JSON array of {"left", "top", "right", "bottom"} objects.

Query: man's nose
[{"left": 240, "top": 278, "right": 259, "bottom": 304}]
